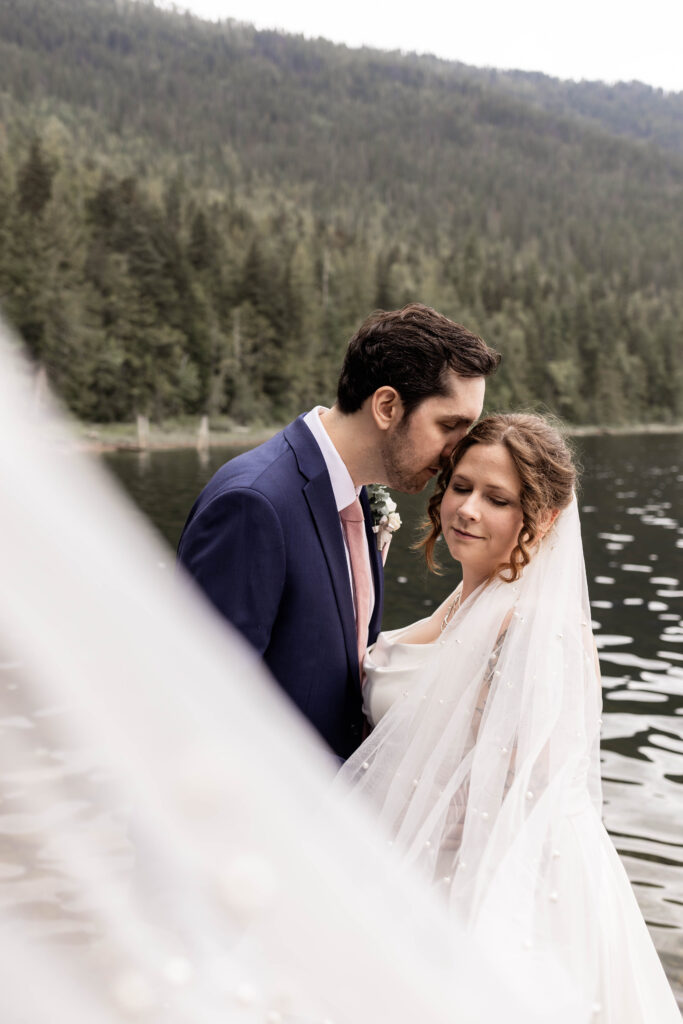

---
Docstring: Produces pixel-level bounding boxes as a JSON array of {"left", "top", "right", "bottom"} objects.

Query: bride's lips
[{"left": 452, "top": 526, "right": 483, "bottom": 540}]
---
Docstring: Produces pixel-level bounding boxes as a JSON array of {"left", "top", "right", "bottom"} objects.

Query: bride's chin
[
  {"left": 448, "top": 548, "right": 498, "bottom": 582},
  {"left": 447, "top": 548, "right": 479, "bottom": 574}
]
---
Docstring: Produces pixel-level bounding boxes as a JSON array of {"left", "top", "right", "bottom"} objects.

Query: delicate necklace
[{"left": 441, "top": 586, "right": 462, "bottom": 632}]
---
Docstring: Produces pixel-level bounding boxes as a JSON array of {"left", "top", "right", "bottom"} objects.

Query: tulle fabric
[{"left": 337, "top": 501, "right": 681, "bottom": 1021}]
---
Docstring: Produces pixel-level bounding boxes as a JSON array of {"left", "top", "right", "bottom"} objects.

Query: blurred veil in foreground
[{"left": 0, "top": 317, "right": 579, "bottom": 1023}]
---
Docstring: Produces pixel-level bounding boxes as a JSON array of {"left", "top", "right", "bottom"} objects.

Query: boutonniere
[{"left": 367, "top": 484, "right": 402, "bottom": 552}]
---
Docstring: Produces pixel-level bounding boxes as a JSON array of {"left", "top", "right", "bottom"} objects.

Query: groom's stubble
[
  {"left": 380, "top": 373, "right": 486, "bottom": 494},
  {"left": 380, "top": 417, "right": 441, "bottom": 494}
]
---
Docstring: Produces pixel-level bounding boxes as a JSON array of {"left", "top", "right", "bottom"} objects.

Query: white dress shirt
[{"left": 303, "top": 406, "right": 375, "bottom": 622}]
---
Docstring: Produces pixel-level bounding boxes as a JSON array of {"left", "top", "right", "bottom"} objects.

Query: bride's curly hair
[{"left": 418, "top": 413, "right": 577, "bottom": 582}]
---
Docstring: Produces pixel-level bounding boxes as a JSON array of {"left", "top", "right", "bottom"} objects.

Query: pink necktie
[{"left": 340, "top": 498, "right": 372, "bottom": 678}]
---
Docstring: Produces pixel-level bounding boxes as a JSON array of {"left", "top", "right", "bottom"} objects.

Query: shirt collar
[{"left": 303, "top": 406, "right": 360, "bottom": 512}]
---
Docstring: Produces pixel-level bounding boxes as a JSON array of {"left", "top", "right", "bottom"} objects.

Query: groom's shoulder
[{"left": 201, "top": 414, "right": 319, "bottom": 503}]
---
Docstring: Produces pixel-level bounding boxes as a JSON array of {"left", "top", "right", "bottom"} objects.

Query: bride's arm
[{"left": 472, "top": 608, "right": 513, "bottom": 730}]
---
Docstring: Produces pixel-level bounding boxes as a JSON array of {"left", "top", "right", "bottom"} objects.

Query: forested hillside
[
  {"left": 0, "top": 0, "right": 681, "bottom": 425},
  {"left": 491, "top": 71, "right": 683, "bottom": 157}
]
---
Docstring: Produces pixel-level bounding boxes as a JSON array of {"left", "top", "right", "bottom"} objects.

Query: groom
[{"left": 177, "top": 303, "right": 500, "bottom": 758}]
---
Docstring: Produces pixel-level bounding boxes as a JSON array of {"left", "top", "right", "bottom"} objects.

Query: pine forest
[{"left": 1, "top": 0, "right": 682, "bottom": 427}]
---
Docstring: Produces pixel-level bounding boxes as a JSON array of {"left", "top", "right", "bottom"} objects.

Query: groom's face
[{"left": 381, "top": 371, "right": 486, "bottom": 494}]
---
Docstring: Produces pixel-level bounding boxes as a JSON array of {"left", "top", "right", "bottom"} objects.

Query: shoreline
[
  {"left": 72, "top": 418, "right": 683, "bottom": 453},
  {"left": 567, "top": 423, "right": 683, "bottom": 437},
  {"left": 72, "top": 422, "right": 284, "bottom": 454}
]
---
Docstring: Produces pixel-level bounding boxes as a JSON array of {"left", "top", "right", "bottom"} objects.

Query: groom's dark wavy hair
[{"left": 336, "top": 303, "right": 500, "bottom": 417}]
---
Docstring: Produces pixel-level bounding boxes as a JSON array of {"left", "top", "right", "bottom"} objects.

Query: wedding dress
[{"left": 337, "top": 501, "right": 681, "bottom": 1022}]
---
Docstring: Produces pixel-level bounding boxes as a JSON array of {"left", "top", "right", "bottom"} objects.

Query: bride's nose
[{"left": 458, "top": 493, "right": 481, "bottom": 520}]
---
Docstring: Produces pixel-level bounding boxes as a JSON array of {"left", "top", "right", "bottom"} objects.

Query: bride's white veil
[
  {"left": 0, "top": 320, "right": 576, "bottom": 1023},
  {"left": 338, "top": 465, "right": 604, "bottom": 1015}
]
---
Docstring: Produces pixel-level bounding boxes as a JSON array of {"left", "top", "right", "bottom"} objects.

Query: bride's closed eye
[{"left": 451, "top": 483, "right": 509, "bottom": 507}]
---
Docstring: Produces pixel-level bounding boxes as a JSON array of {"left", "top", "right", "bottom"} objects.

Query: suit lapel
[
  {"left": 360, "top": 486, "right": 384, "bottom": 640},
  {"left": 303, "top": 473, "right": 360, "bottom": 688},
  {"left": 285, "top": 416, "right": 361, "bottom": 687}
]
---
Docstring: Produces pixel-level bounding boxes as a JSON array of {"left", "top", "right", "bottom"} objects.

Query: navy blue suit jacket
[{"left": 177, "top": 414, "right": 384, "bottom": 758}]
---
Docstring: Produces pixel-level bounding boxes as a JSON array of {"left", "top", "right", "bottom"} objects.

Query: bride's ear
[{"left": 537, "top": 508, "right": 560, "bottom": 540}]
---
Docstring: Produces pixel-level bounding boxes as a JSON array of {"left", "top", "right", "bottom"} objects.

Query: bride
[{"left": 337, "top": 413, "right": 680, "bottom": 1022}]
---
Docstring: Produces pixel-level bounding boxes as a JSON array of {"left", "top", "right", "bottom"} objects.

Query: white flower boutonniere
[{"left": 367, "top": 484, "right": 402, "bottom": 555}]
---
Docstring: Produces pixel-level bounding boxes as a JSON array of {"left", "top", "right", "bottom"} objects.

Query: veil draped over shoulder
[
  {"left": 0, "top": 320, "right": 574, "bottom": 1023},
  {"left": 338, "top": 498, "right": 608, "bottom": 1014},
  {"left": 338, "top": 467, "right": 681, "bottom": 1020}
]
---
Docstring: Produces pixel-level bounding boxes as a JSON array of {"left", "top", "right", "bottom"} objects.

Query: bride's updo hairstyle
[{"left": 420, "top": 413, "right": 576, "bottom": 581}]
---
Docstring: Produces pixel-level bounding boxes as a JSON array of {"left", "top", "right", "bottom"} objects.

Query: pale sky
[{"left": 155, "top": 0, "right": 683, "bottom": 93}]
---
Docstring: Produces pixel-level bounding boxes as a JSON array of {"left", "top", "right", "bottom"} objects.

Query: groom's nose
[{"left": 440, "top": 431, "right": 463, "bottom": 460}]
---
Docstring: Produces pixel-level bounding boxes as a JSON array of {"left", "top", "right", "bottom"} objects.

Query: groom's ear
[{"left": 370, "top": 386, "right": 403, "bottom": 431}]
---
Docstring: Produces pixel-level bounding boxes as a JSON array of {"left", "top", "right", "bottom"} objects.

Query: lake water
[{"left": 101, "top": 431, "right": 683, "bottom": 1002}]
